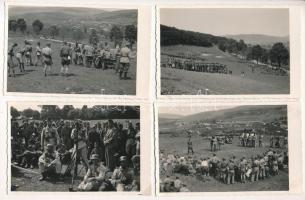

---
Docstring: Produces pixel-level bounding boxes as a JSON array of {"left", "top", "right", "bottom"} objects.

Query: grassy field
[
  {"left": 159, "top": 133, "right": 289, "bottom": 192},
  {"left": 161, "top": 45, "right": 289, "bottom": 95},
  {"left": 11, "top": 164, "right": 87, "bottom": 192},
  {"left": 7, "top": 36, "right": 137, "bottom": 95}
]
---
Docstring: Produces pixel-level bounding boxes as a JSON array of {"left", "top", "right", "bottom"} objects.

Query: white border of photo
[
  {"left": 5, "top": 99, "right": 153, "bottom": 196},
  {"left": 154, "top": 100, "right": 303, "bottom": 196},
  {"left": 3, "top": 0, "right": 153, "bottom": 99},
  {"left": 156, "top": 2, "right": 303, "bottom": 99}
]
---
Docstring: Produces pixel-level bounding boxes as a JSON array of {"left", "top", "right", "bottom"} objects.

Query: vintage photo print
[
  {"left": 156, "top": 103, "right": 302, "bottom": 194},
  {"left": 9, "top": 103, "right": 143, "bottom": 192},
  {"left": 6, "top": 5, "right": 139, "bottom": 95},
  {"left": 158, "top": 8, "right": 292, "bottom": 95}
]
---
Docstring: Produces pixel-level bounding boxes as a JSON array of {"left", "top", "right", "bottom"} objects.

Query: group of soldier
[
  {"left": 8, "top": 39, "right": 133, "bottom": 80},
  {"left": 11, "top": 118, "right": 140, "bottom": 191},
  {"left": 160, "top": 147, "right": 288, "bottom": 192},
  {"left": 209, "top": 135, "right": 232, "bottom": 152},
  {"left": 164, "top": 55, "right": 229, "bottom": 74},
  {"left": 239, "top": 132, "right": 264, "bottom": 148}
]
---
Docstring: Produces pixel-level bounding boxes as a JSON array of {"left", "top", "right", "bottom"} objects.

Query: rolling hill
[
  {"left": 8, "top": 6, "right": 137, "bottom": 27},
  {"left": 225, "top": 34, "right": 289, "bottom": 46},
  {"left": 161, "top": 105, "right": 287, "bottom": 125}
]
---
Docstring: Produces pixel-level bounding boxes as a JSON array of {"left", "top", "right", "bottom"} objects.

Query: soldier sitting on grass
[{"left": 38, "top": 144, "right": 61, "bottom": 181}]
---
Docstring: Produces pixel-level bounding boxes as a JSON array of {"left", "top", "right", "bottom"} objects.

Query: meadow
[
  {"left": 7, "top": 36, "right": 137, "bottom": 95},
  {"left": 161, "top": 45, "right": 289, "bottom": 95}
]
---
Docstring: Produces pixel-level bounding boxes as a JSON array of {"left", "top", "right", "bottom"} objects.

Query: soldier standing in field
[
  {"left": 8, "top": 43, "right": 18, "bottom": 77},
  {"left": 187, "top": 138, "right": 194, "bottom": 155},
  {"left": 42, "top": 43, "right": 53, "bottom": 76},
  {"left": 24, "top": 40, "right": 33, "bottom": 66},
  {"left": 60, "top": 41, "right": 72, "bottom": 76},
  {"left": 35, "top": 42, "right": 43, "bottom": 67},
  {"left": 119, "top": 42, "right": 132, "bottom": 80}
]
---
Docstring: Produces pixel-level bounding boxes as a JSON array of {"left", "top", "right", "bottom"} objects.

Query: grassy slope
[
  {"left": 161, "top": 45, "right": 289, "bottom": 95},
  {"left": 7, "top": 36, "right": 136, "bottom": 94}
]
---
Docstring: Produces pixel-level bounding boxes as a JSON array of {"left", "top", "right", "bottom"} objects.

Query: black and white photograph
[
  {"left": 158, "top": 105, "right": 289, "bottom": 192},
  {"left": 7, "top": 6, "right": 138, "bottom": 95},
  {"left": 159, "top": 8, "right": 290, "bottom": 95},
  {"left": 10, "top": 104, "right": 141, "bottom": 192}
]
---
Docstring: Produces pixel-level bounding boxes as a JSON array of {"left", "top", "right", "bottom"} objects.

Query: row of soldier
[
  {"left": 11, "top": 118, "right": 140, "bottom": 191},
  {"left": 8, "top": 39, "right": 132, "bottom": 80},
  {"left": 164, "top": 55, "right": 229, "bottom": 74},
  {"left": 160, "top": 148, "right": 288, "bottom": 192}
]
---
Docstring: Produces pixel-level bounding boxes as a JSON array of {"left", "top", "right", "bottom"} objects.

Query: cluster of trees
[
  {"left": 161, "top": 25, "right": 289, "bottom": 69},
  {"left": 9, "top": 17, "right": 137, "bottom": 47},
  {"left": 11, "top": 105, "right": 140, "bottom": 120},
  {"left": 92, "top": 24, "right": 137, "bottom": 47},
  {"left": 218, "top": 39, "right": 289, "bottom": 68}
]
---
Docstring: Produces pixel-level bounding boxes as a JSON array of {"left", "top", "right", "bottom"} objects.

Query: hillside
[
  {"left": 160, "top": 105, "right": 287, "bottom": 127},
  {"left": 180, "top": 105, "right": 287, "bottom": 123},
  {"left": 225, "top": 34, "right": 289, "bottom": 46},
  {"left": 8, "top": 7, "right": 137, "bottom": 27}
]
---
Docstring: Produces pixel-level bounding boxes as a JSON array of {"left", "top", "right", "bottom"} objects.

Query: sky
[
  {"left": 11, "top": 104, "right": 84, "bottom": 112},
  {"left": 158, "top": 105, "right": 237, "bottom": 117},
  {"left": 160, "top": 8, "right": 289, "bottom": 37}
]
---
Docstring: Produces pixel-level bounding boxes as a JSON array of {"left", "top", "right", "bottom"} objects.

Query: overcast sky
[
  {"left": 159, "top": 105, "right": 237, "bottom": 117},
  {"left": 160, "top": 8, "right": 289, "bottom": 37},
  {"left": 11, "top": 104, "right": 84, "bottom": 112}
]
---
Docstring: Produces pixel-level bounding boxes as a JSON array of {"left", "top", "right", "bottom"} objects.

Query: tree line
[
  {"left": 11, "top": 105, "right": 140, "bottom": 120},
  {"left": 9, "top": 18, "right": 137, "bottom": 47},
  {"left": 161, "top": 25, "right": 289, "bottom": 69}
]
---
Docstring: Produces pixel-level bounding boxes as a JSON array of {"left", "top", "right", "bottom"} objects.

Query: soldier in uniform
[
  {"left": 104, "top": 119, "right": 118, "bottom": 171},
  {"left": 42, "top": 43, "right": 53, "bottom": 76},
  {"left": 227, "top": 159, "right": 235, "bottom": 184},
  {"left": 38, "top": 144, "right": 61, "bottom": 181},
  {"left": 60, "top": 41, "right": 72, "bottom": 76},
  {"left": 24, "top": 40, "right": 33, "bottom": 66},
  {"left": 78, "top": 154, "right": 112, "bottom": 191},
  {"left": 84, "top": 44, "right": 95, "bottom": 67},
  {"left": 71, "top": 120, "right": 90, "bottom": 172},
  {"left": 125, "top": 121, "right": 136, "bottom": 163},
  {"left": 220, "top": 158, "right": 227, "bottom": 183},
  {"left": 119, "top": 42, "right": 132, "bottom": 80},
  {"left": 239, "top": 157, "right": 247, "bottom": 183},
  {"left": 41, "top": 120, "right": 61, "bottom": 150},
  {"left": 111, "top": 156, "right": 134, "bottom": 191},
  {"left": 251, "top": 157, "right": 260, "bottom": 182},
  {"left": 35, "top": 42, "right": 43, "bottom": 66},
  {"left": 187, "top": 139, "right": 194, "bottom": 155},
  {"left": 8, "top": 43, "right": 18, "bottom": 77}
]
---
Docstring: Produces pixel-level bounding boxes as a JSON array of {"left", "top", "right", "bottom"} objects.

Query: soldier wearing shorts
[
  {"left": 24, "top": 40, "right": 33, "bottom": 66},
  {"left": 42, "top": 43, "right": 53, "bottom": 76},
  {"left": 35, "top": 42, "right": 43, "bottom": 66},
  {"left": 60, "top": 42, "right": 72, "bottom": 76}
]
